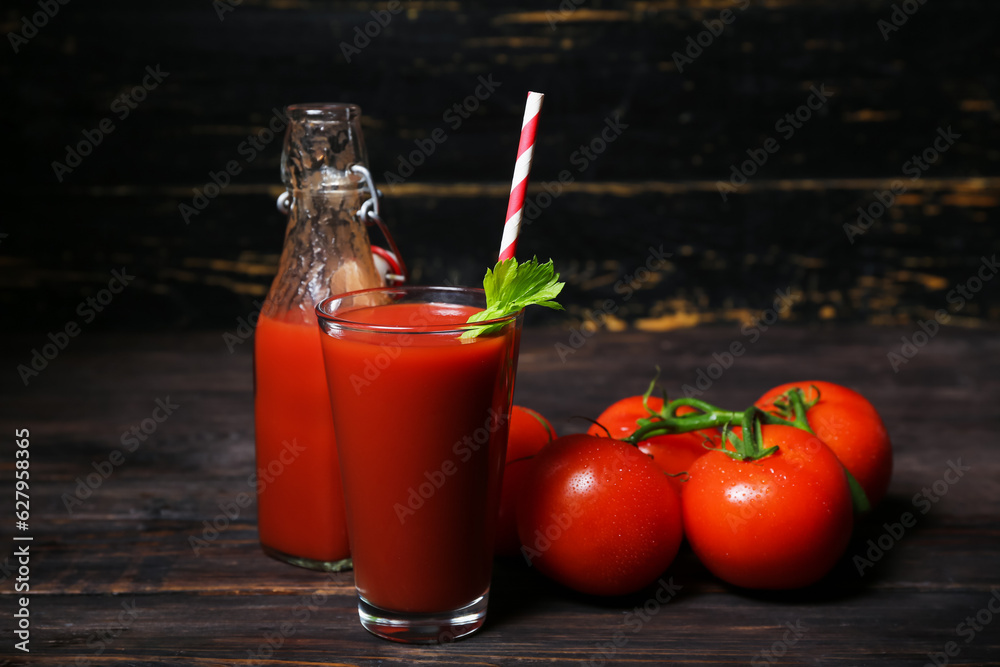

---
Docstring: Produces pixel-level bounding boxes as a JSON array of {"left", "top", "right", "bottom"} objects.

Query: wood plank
[
  {"left": 2, "top": 185, "right": 998, "bottom": 330},
  {"left": 8, "top": 588, "right": 1000, "bottom": 664},
  {"left": 0, "top": 327, "right": 998, "bottom": 663},
  {"left": 5, "top": 516, "right": 998, "bottom": 595},
  {"left": 9, "top": 2, "right": 998, "bottom": 184}
]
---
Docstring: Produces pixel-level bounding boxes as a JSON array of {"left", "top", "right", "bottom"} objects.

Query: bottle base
[
  {"left": 261, "top": 544, "right": 353, "bottom": 572},
  {"left": 357, "top": 591, "right": 488, "bottom": 644}
]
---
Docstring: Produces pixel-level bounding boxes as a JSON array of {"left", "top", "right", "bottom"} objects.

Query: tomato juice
[
  {"left": 254, "top": 310, "right": 351, "bottom": 566},
  {"left": 319, "top": 300, "right": 519, "bottom": 614}
]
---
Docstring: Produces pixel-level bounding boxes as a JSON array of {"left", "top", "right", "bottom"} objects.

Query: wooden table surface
[{"left": 1, "top": 325, "right": 998, "bottom": 666}]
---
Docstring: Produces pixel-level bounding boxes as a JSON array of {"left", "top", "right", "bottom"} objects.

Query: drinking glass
[{"left": 316, "top": 286, "right": 522, "bottom": 643}]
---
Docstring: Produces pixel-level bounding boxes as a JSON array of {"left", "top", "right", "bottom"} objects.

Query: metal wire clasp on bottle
[{"left": 275, "top": 165, "right": 408, "bottom": 286}]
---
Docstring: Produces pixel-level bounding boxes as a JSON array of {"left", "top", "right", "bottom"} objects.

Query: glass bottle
[{"left": 254, "top": 103, "right": 384, "bottom": 570}]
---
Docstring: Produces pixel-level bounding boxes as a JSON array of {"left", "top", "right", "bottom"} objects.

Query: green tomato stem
[
  {"left": 623, "top": 381, "right": 874, "bottom": 512},
  {"left": 783, "top": 388, "right": 815, "bottom": 433},
  {"left": 625, "top": 407, "right": 744, "bottom": 444},
  {"left": 625, "top": 396, "right": 794, "bottom": 445}
]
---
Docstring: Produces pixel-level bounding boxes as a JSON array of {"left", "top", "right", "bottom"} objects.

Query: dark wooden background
[
  {"left": 2, "top": 4, "right": 1000, "bottom": 664},
  {"left": 3, "top": 0, "right": 999, "bottom": 333}
]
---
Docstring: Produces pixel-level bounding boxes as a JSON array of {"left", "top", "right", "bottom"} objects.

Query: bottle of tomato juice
[{"left": 254, "top": 103, "right": 384, "bottom": 570}]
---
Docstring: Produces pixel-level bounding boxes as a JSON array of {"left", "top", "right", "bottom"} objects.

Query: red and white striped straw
[{"left": 498, "top": 91, "right": 544, "bottom": 261}]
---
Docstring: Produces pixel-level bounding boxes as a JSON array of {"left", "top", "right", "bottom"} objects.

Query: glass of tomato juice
[{"left": 316, "top": 285, "right": 522, "bottom": 643}]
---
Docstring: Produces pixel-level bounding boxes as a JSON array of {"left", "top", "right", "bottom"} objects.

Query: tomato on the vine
[
  {"left": 756, "top": 381, "right": 893, "bottom": 507},
  {"left": 495, "top": 406, "right": 556, "bottom": 556},
  {"left": 516, "top": 434, "right": 683, "bottom": 596},
  {"left": 587, "top": 395, "right": 718, "bottom": 494},
  {"left": 682, "top": 424, "right": 854, "bottom": 589}
]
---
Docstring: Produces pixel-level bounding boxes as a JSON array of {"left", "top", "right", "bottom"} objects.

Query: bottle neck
[
  {"left": 265, "top": 187, "right": 382, "bottom": 321},
  {"left": 281, "top": 104, "right": 368, "bottom": 193},
  {"left": 267, "top": 103, "right": 382, "bottom": 321}
]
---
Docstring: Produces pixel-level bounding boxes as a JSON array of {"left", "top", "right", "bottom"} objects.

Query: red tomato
[
  {"left": 682, "top": 425, "right": 853, "bottom": 589},
  {"left": 586, "top": 395, "right": 663, "bottom": 440},
  {"left": 587, "top": 395, "right": 719, "bottom": 494},
  {"left": 638, "top": 432, "right": 714, "bottom": 496},
  {"left": 495, "top": 406, "right": 556, "bottom": 556},
  {"left": 756, "top": 381, "right": 893, "bottom": 508},
  {"left": 506, "top": 405, "right": 555, "bottom": 463},
  {"left": 516, "top": 434, "right": 683, "bottom": 596}
]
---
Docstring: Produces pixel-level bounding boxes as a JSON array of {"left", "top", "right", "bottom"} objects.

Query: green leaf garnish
[{"left": 461, "top": 257, "right": 565, "bottom": 339}]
